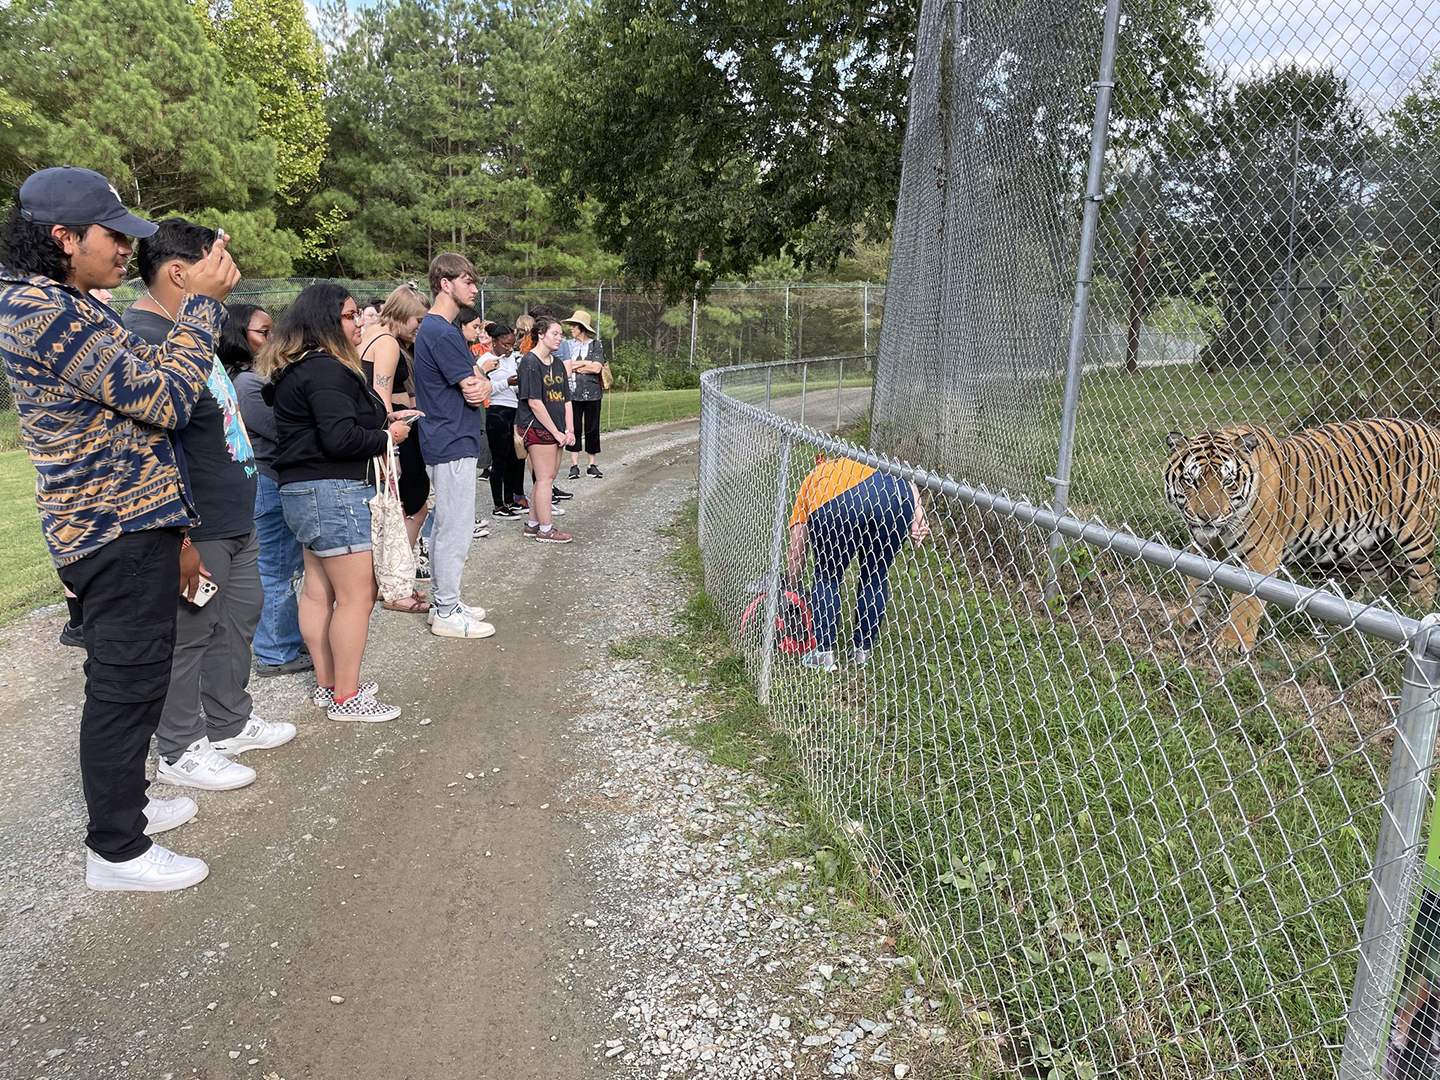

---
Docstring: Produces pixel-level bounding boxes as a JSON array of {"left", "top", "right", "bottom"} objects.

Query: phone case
[{"left": 191, "top": 577, "right": 220, "bottom": 608}]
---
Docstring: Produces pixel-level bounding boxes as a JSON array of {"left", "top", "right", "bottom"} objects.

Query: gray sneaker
[{"left": 799, "top": 648, "right": 838, "bottom": 672}]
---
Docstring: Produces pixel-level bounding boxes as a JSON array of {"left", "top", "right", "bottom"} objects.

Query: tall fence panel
[{"left": 700, "top": 355, "right": 1440, "bottom": 1079}]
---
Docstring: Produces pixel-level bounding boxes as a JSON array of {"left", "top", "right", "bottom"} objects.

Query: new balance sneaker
[
  {"left": 312, "top": 681, "right": 379, "bottom": 709},
  {"left": 156, "top": 738, "right": 256, "bottom": 791},
  {"left": 428, "top": 601, "right": 487, "bottom": 626},
  {"left": 587, "top": 464, "right": 603, "bottom": 479},
  {"left": 473, "top": 517, "right": 490, "bottom": 539},
  {"left": 326, "top": 691, "right": 401, "bottom": 723},
  {"left": 143, "top": 796, "right": 198, "bottom": 836},
  {"left": 535, "top": 527, "right": 573, "bottom": 544},
  {"left": 568, "top": 464, "right": 581, "bottom": 480},
  {"left": 430, "top": 609, "right": 497, "bottom": 639},
  {"left": 211, "top": 715, "right": 298, "bottom": 757},
  {"left": 799, "top": 648, "right": 838, "bottom": 673},
  {"left": 414, "top": 537, "right": 431, "bottom": 581},
  {"left": 86, "top": 844, "right": 209, "bottom": 892},
  {"left": 552, "top": 485, "right": 574, "bottom": 501}
]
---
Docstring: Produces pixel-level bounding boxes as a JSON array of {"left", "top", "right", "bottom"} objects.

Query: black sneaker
[
  {"left": 60, "top": 621, "right": 84, "bottom": 648},
  {"left": 255, "top": 654, "right": 316, "bottom": 677},
  {"left": 479, "top": 466, "right": 491, "bottom": 479},
  {"left": 568, "top": 465, "right": 580, "bottom": 480},
  {"left": 492, "top": 504, "right": 519, "bottom": 518},
  {"left": 587, "top": 464, "right": 603, "bottom": 478},
  {"left": 552, "top": 485, "right": 574, "bottom": 501}
]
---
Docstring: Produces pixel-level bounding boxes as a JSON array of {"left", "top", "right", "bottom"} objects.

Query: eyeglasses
[
  {"left": 340, "top": 310, "right": 360, "bottom": 323},
  {"left": 246, "top": 325, "right": 271, "bottom": 338}
]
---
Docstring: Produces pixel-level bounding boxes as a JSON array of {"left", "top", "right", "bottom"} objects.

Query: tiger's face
[{"left": 1164, "top": 429, "right": 1261, "bottom": 545}]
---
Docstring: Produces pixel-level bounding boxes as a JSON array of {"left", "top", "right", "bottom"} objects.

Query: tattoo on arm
[{"left": 377, "top": 375, "right": 392, "bottom": 388}]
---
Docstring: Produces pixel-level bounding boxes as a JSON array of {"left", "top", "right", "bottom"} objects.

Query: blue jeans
[
  {"left": 253, "top": 474, "right": 305, "bottom": 666},
  {"left": 808, "top": 472, "right": 913, "bottom": 652}
]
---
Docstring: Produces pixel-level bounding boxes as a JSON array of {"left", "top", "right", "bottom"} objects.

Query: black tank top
[{"left": 360, "top": 331, "right": 410, "bottom": 393}]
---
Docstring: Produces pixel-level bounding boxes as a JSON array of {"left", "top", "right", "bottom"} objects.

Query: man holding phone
[
  {"left": 124, "top": 219, "right": 296, "bottom": 795},
  {"left": 0, "top": 167, "right": 239, "bottom": 891}
]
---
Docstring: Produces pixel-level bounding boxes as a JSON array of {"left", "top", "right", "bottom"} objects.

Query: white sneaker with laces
[
  {"left": 86, "top": 844, "right": 209, "bottom": 892},
  {"left": 211, "top": 715, "right": 297, "bottom": 757},
  {"left": 799, "top": 648, "right": 838, "bottom": 673},
  {"left": 156, "top": 738, "right": 257, "bottom": 791},
  {"left": 427, "top": 601, "right": 487, "bottom": 625},
  {"left": 326, "top": 691, "right": 401, "bottom": 723},
  {"left": 311, "top": 681, "right": 378, "bottom": 709},
  {"left": 472, "top": 517, "right": 490, "bottom": 539},
  {"left": 430, "top": 609, "right": 497, "bottom": 639},
  {"left": 143, "top": 796, "right": 198, "bottom": 835}
]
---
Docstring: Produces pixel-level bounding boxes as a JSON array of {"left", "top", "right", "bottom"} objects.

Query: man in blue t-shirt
[{"left": 412, "top": 253, "right": 495, "bottom": 640}]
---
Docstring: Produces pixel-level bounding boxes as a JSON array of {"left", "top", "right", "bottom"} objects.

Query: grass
[{"left": 600, "top": 387, "right": 701, "bottom": 431}]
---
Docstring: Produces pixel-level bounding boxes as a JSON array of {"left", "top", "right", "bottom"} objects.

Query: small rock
[
  {"left": 894, "top": 1065, "right": 911, "bottom": 1079},
  {"left": 419, "top": 718, "right": 432, "bottom": 726},
  {"left": 228, "top": 1051, "right": 240, "bottom": 1060},
  {"left": 330, "top": 995, "right": 345, "bottom": 1004},
  {"left": 584, "top": 919, "right": 598, "bottom": 928}
]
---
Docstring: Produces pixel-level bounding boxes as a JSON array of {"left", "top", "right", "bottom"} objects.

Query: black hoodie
[{"left": 266, "top": 351, "right": 389, "bottom": 486}]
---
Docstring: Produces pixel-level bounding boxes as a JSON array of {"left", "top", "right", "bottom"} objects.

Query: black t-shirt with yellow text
[{"left": 515, "top": 351, "right": 571, "bottom": 433}]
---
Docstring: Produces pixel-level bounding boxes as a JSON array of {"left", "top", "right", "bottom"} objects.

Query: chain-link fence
[{"left": 700, "top": 355, "right": 1440, "bottom": 1079}]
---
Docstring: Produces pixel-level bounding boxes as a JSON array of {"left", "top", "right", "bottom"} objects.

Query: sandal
[{"left": 383, "top": 592, "right": 431, "bottom": 614}]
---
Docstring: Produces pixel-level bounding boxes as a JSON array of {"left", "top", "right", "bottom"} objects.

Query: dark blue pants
[
  {"left": 252, "top": 474, "right": 305, "bottom": 666},
  {"left": 808, "top": 472, "right": 913, "bottom": 651}
]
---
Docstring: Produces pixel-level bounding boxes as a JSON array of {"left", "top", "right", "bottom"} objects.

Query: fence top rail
[
  {"left": 702, "top": 358, "right": 1440, "bottom": 660},
  {"left": 710, "top": 354, "right": 877, "bottom": 378}
]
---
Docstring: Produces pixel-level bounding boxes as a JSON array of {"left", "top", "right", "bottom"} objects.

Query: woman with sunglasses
[{"left": 259, "top": 284, "right": 415, "bottom": 722}]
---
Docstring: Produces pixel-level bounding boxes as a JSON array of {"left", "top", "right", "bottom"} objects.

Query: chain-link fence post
[
  {"left": 478, "top": 288, "right": 485, "bottom": 321},
  {"left": 862, "top": 283, "right": 870, "bottom": 361},
  {"left": 835, "top": 357, "right": 845, "bottom": 432},
  {"left": 756, "top": 432, "right": 794, "bottom": 705},
  {"left": 689, "top": 286, "right": 699, "bottom": 367},
  {"left": 799, "top": 364, "right": 808, "bottom": 427},
  {"left": 1340, "top": 615, "right": 1440, "bottom": 1077},
  {"left": 595, "top": 281, "right": 604, "bottom": 332},
  {"left": 1043, "top": 0, "right": 1123, "bottom": 605}
]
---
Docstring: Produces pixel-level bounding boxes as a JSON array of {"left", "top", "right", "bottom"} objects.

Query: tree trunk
[{"left": 1124, "top": 229, "right": 1150, "bottom": 374}]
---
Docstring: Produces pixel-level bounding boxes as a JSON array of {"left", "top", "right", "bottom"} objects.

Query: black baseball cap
[{"left": 17, "top": 166, "right": 157, "bottom": 238}]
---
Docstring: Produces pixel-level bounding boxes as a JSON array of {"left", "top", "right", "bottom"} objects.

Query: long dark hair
[
  {"left": 219, "top": 303, "right": 264, "bottom": 378},
  {"left": 256, "top": 283, "right": 361, "bottom": 378},
  {"left": 0, "top": 204, "right": 81, "bottom": 281}
]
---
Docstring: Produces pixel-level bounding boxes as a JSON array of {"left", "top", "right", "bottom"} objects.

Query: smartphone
[
  {"left": 190, "top": 576, "right": 220, "bottom": 608},
  {"left": 215, "top": 227, "right": 228, "bottom": 244}
]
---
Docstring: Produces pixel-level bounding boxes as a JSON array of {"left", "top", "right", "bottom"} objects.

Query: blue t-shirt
[{"left": 412, "top": 312, "right": 484, "bottom": 465}]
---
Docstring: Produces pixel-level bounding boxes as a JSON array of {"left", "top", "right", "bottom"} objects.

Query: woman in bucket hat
[{"left": 562, "top": 309, "right": 608, "bottom": 479}]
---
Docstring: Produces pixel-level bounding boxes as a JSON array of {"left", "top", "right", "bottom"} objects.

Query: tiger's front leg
[
  {"left": 1215, "top": 537, "right": 1285, "bottom": 653},
  {"left": 1173, "top": 579, "right": 1215, "bottom": 632}
]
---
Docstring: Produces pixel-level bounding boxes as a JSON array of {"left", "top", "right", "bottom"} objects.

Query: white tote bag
[{"left": 370, "top": 434, "right": 416, "bottom": 601}]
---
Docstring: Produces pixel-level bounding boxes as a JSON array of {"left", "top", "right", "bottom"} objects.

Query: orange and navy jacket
[
  {"left": 0, "top": 269, "right": 221, "bottom": 566},
  {"left": 789, "top": 458, "right": 877, "bottom": 528}
]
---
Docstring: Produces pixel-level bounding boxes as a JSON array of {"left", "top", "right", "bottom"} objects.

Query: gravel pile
[{"left": 558, "top": 466, "right": 966, "bottom": 1079}]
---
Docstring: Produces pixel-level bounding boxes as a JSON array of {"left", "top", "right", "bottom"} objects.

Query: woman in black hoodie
[{"left": 258, "top": 283, "right": 415, "bottom": 723}]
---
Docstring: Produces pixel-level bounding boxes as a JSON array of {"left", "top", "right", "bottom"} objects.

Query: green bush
[
  {"left": 659, "top": 358, "right": 703, "bottom": 390},
  {"left": 608, "top": 340, "right": 659, "bottom": 390}
]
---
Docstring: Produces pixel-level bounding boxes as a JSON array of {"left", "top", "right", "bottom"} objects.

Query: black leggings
[
  {"left": 397, "top": 430, "right": 429, "bottom": 516},
  {"left": 485, "top": 405, "right": 526, "bottom": 506},
  {"left": 572, "top": 399, "right": 602, "bottom": 457}
]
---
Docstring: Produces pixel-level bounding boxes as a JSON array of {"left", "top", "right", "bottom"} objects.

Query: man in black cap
[{"left": 0, "top": 166, "right": 240, "bottom": 892}]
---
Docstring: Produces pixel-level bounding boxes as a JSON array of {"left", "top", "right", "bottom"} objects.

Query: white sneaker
[
  {"left": 326, "top": 691, "right": 401, "bottom": 723},
  {"left": 427, "top": 601, "right": 487, "bottom": 625},
  {"left": 311, "top": 681, "right": 378, "bottom": 709},
  {"left": 852, "top": 648, "right": 873, "bottom": 666},
  {"left": 550, "top": 504, "right": 566, "bottom": 516},
  {"left": 143, "top": 796, "right": 198, "bottom": 835},
  {"left": 156, "top": 738, "right": 257, "bottom": 791},
  {"left": 472, "top": 518, "right": 490, "bottom": 539},
  {"left": 430, "top": 609, "right": 496, "bottom": 639},
  {"left": 86, "top": 844, "right": 209, "bottom": 892},
  {"left": 211, "top": 715, "right": 297, "bottom": 757},
  {"left": 799, "top": 648, "right": 838, "bottom": 673}
]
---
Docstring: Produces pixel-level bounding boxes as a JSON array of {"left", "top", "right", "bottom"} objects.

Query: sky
[{"left": 1203, "top": 0, "right": 1440, "bottom": 111}]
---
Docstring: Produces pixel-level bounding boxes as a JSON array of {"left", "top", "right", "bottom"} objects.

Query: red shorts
[{"left": 523, "top": 425, "right": 558, "bottom": 447}]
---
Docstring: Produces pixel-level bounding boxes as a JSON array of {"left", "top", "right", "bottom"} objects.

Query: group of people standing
[{"left": 0, "top": 166, "right": 611, "bottom": 893}]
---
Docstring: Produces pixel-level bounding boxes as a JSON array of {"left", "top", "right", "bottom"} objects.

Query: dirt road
[{"left": 0, "top": 419, "right": 701, "bottom": 1080}]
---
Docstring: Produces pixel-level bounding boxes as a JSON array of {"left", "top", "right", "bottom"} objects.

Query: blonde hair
[
  {"left": 378, "top": 284, "right": 428, "bottom": 336},
  {"left": 514, "top": 314, "right": 535, "bottom": 353},
  {"left": 255, "top": 282, "right": 364, "bottom": 379}
]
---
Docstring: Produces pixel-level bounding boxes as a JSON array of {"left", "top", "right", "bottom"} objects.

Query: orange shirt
[{"left": 789, "top": 459, "right": 877, "bottom": 527}]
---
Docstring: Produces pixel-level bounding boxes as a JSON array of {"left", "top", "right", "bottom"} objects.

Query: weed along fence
[{"left": 698, "top": 354, "right": 1440, "bottom": 1079}]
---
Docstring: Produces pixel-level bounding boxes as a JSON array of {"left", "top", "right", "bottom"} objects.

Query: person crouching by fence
[
  {"left": 260, "top": 283, "right": 414, "bottom": 723},
  {"left": 0, "top": 166, "right": 240, "bottom": 891},
  {"left": 786, "top": 456, "right": 930, "bottom": 671}
]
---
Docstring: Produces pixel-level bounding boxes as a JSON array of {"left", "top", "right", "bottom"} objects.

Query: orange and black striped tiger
[{"left": 1163, "top": 417, "right": 1440, "bottom": 651}]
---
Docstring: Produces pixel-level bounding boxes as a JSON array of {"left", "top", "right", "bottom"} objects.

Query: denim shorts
[{"left": 280, "top": 478, "right": 374, "bottom": 557}]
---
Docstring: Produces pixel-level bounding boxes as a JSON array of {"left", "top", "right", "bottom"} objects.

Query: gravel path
[{"left": 0, "top": 417, "right": 965, "bottom": 1079}]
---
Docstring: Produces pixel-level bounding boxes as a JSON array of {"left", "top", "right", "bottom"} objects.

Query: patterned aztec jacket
[{"left": 0, "top": 269, "right": 223, "bottom": 566}]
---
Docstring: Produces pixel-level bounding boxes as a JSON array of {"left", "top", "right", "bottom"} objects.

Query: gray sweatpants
[
  {"left": 427, "top": 458, "right": 478, "bottom": 614},
  {"left": 157, "top": 530, "right": 263, "bottom": 760}
]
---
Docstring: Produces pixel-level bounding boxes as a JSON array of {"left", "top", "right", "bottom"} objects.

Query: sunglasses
[{"left": 340, "top": 310, "right": 360, "bottom": 323}]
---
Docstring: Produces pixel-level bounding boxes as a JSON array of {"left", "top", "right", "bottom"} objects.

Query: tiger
[{"left": 1163, "top": 417, "right": 1440, "bottom": 651}]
